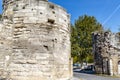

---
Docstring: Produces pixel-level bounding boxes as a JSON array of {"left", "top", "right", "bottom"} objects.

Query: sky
[{"left": 0, "top": 0, "right": 120, "bottom": 32}]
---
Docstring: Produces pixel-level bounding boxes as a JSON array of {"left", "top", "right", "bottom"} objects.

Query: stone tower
[{"left": 0, "top": 0, "right": 72, "bottom": 80}]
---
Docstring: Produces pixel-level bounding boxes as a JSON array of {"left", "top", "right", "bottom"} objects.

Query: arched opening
[{"left": 118, "top": 61, "right": 120, "bottom": 74}]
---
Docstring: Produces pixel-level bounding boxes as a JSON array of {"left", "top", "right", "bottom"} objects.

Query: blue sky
[
  {"left": 0, "top": 0, "right": 120, "bottom": 32},
  {"left": 49, "top": 0, "right": 120, "bottom": 32}
]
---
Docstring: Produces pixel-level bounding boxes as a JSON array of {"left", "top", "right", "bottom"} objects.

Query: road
[{"left": 74, "top": 71, "right": 120, "bottom": 80}]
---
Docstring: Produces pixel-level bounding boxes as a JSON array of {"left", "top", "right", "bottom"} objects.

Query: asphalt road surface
[{"left": 74, "top": 71, "right": 120, "bottom": 80}]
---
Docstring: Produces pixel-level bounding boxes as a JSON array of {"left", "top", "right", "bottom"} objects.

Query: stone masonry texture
[
  {"left": 0, "top": 0, "right": 72, "bottom": 80},
  {"left": 92, "top": 31, "right": 120, "bottom": 76}
]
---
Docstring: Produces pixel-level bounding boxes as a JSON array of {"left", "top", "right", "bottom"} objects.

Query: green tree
[
  {"left": 71, "top": 26, "right": 80, "bottom": 63},
  {"left": 71, "top": 15, "right": 103, "bottom": 64}
]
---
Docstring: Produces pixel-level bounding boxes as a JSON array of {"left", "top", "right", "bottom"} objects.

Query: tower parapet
[
  {"left": 3, "top": 0, "right": 48, "bottom": 10},
  {"left": 3, "top": 0, "right": 70, "bottom": 27}
]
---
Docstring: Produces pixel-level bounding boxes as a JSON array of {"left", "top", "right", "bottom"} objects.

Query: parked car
[{"left": 73, "top": 63, "right": 81, "bottom": 69}]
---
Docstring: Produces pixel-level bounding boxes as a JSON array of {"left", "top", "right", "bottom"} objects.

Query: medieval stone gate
[{"left": 92, "top": 32, "right": 120, "bottom": 76}]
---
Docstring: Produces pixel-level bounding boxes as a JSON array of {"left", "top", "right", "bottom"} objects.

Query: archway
[{"left": 118, "top": 61, "right": 120, "bottom": 74}]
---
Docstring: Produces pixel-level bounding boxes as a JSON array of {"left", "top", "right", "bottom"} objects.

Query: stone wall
[
  {"left": 0, "top": 0, "right": 72, "bottom": 80},
  {"left": 92, "top": 31, "right": 120, "bottom": 76}
]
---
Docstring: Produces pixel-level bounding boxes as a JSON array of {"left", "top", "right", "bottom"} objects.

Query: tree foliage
[{"left": 71, "top": 15, "right": 103, "bottom": 63}]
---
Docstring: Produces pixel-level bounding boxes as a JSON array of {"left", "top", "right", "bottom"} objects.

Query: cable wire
[{"left": 103, "top": 3, "right": 120, "bottom": 25}]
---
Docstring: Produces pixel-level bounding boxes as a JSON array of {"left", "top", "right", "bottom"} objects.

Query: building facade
[
  {"left": 92, "top": 32, "right": 120, "bottom": 76},
  {"left": 0, "top": 0, "right": 72, "bottom": 80}
]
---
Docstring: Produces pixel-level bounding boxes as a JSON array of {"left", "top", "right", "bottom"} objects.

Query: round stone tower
[{"left": 2, "top": 0, "right": 72, "bottom": 80}]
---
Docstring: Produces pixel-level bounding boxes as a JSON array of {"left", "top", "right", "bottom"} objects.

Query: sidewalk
[
  {"left": 72, "top": 77, "right": 79, "bottom": 80},
  {"left": 72, "top": 77, "right": 86, "bottom": 80}
]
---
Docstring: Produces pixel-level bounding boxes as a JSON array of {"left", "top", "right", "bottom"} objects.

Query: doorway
[{"left": 118, "top": 61, "right": 120, "bottom": 74}]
